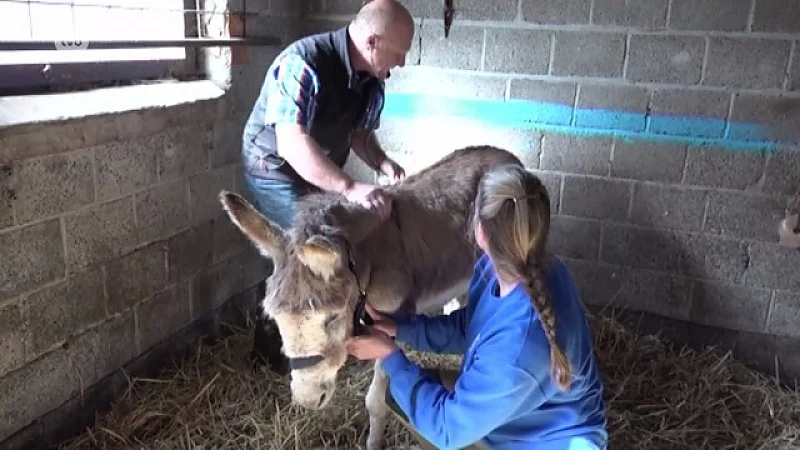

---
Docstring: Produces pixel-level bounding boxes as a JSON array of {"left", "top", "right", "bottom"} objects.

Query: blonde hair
[{"left": 472, "top": 164, "right": 572, "bottom": 391}]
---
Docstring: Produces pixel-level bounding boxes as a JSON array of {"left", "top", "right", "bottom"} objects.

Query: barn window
[{"left": 0, "top": 0, "right": 203, "bottom": 96}]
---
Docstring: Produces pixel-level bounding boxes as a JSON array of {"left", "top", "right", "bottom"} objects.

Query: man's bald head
[
  {"left": 353, "top": 0, "right": 414, "bottom": 37},
  {"left": 348, "top": 0, "right": 414, "bottom": 81}
]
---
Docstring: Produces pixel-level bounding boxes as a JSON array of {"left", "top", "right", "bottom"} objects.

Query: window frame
[{"left": 0, "top": 0, "right": 204, "bottom": 96}]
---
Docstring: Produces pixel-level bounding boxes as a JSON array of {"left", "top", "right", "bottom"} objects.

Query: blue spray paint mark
[{"left": 382, "top": 93, "right": 791, "bottom": 152}]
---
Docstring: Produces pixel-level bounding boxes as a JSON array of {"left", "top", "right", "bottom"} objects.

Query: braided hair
[{"left": 470, "top": 164, "right": 572, "bottom": 391}]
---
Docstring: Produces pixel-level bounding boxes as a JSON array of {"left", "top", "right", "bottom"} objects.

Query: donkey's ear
[
  {"left": 297, "top": 235, "right": 344, "bottom": 281},
  {"left": 219, "top": 190, "right": 288, "bottom": 263}
]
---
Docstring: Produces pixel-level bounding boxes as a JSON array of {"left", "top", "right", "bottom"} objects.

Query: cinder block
[
  {"left": 617, "top": 268, "right": 692, "bottom": 320},
  {"left": 319, "top": 0, "right": 362, "bottom": 15},
  {"left": 561, "top": 259, "right": 622, "bottom": 306},
  {"left": 763, "top": 150, "right": 800, "bottom": 195},
  {"left": 484, "top": 28, "right": 552, "bottom": 75},
  {"left": 167, "top": 221, "right": 215, "bottom": 283},
  {"left": 22, "top": 269, "right": 105, "bottom": 359},
  {"left": 384, "top": 66, "right": 507, "bottom": 99},
  {"left": 0, "top": 303, "right": 24, "bottom": 377},
  {"left": 105, "top": 243, "right": 168, "bottom": 315},
  {"left": 297, "top": 18, "right": 350, "bottom": 37},
  {"left": 0, "top": 349, "right": 76, "bottom": 443},
  {"left": 668, "top": 0, "right": 751, "bottom": 31},
  {"left": 752, "top": 0, "right": 800, "bottom": 33},
  {"left": 136, "top": 285, "right": 191, "bottom": 353},
  {"left": 0, "top": 219, "right": 64, "bottom": 302},
  {"left": 63, "top": 197, "right": 138, "bottom": 272},
  {"left": 610, "top": 139, "right": 688, "bottom": 183},
  {"left": 455, "top": 0, "right": 518, "bottom": 20},
  {"left": 0, "top": 191, "right": 11, "bottom": 229},
  {"left": 629, "top": 183, "right": 708, "bottom": 231},
  {"left": 189, "top": 165, "right": 237, "bottom": 226},
  {"left": 729, "top": 93, "right": 800, "bottom": 144},
  {"left": 769, "top": 291, "right": 800, "bottom": 337},
  {"left": 626, "top": 34, "right": 705, "bottom": 84},
  {"left": 260, "top": 0, "right": 303, "bottom": 16},
  {"left": 689, "top": 281, "right": 772, "bottom": 333},
  {"left": 560, "top": 175, "right": 631, "bottom": 221},
  {"left": 682, "top": 234, "right": 751, "bottom": 283},
  {"left": 530, "top": 169, "right": 562, "bottom": 213},
  {"left": 157, "top": 127, "right": 213, "bottom": 182},
  {"left": 213, "top": 213, "right": 252, "bottom": 263},
  {"left": 521, "top": 0, "right": 590, "bottom": 25},
  {"left": 9, "top": 150, "right": 95, "bottom": 225},
  {"left": 391, "top": 0, "right": 438, "bottom": 18},
  {"left": 575, "top": 84, "right": 649, "bottom": 131},
  {"left": 540, "top": 133, "right": 613, "bottom": 176},
  {"left": 591, "top": 0, "right": 668, "bottom": 29},
  {"left": 649, "top": 89, "right": 730, "bottom": 138},
  {"left": 419, "top": 21, "right": 483, "bottom": 71},
  {"left": 212, "top": 119, "right": 243, "bottom": 169},
  {"left": 66, "top": 311, "right": 136, "bottom": 392},
  {"left": 601, "top": 223, "right": 685, "bottom": 273},
  {"left": 191, "top": 253, "right": 254, "bottom": 317},
  {"left": 601, "top": 224, "right": 749, "bottom": 283},
  {"left": 683, "top": 146, "right": 766, "bottom": 190},
  {"left": 789, "top": 48, "right": 800, "bottom": 91},
  {"left": 94, "top": 137, "right": 158, "bottom": 202},
  {"left": 508, "top": 79, "right": 576, "bottom": 125},
  {"left": 548, "top": 215, "right": 601, "bottom": 261},
  {"left": 704, "top": 37, "right": 791, "bottom": 90},
  {"left": 552, "top": 31, "right": 626, "bottom": 78},
  {"left": 705, "top": 191, "right": 786, "bottom": 242},
  {"left": 134, "top": 179, "right": 190, "bottom": 244},
  {"left": 743, "top": 242, "right": 800, "bottom": 291}
]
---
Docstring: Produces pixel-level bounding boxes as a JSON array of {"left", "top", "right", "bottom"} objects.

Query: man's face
[{"left": 368, "top": 24, "right": 413, "bottom": 80}]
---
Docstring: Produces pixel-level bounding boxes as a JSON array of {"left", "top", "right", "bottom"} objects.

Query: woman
[{"left": 346, "top": 164, "right": 609, "bottom": 450}]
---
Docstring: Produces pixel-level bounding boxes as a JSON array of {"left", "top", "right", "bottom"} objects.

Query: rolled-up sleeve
[{"left": 263, "top": 55, "right": 320, "bottom": 128}]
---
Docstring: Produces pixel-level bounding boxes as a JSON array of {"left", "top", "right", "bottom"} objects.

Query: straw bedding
[{"left": 55, "top": 310, "right": 800, "bottom": 450}]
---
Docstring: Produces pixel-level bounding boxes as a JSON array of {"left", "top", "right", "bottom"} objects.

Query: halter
[{"left": 287, "top": 245, "right": 373, "bottom": 372}]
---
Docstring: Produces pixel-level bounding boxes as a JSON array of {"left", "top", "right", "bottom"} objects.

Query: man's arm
[
  {"left": 276, "top": 125, "right": 356, "bottom": 193},
  {"left": 350, "top": 129, "right": 388, "bottom": 171},
  {"left": 263, "top": 56, "right": 356, "bottom": 194}
]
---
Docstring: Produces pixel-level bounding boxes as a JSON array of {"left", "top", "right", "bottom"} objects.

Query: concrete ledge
[{"left": 0, "top": 80, "right": 227, "bottom": 129}]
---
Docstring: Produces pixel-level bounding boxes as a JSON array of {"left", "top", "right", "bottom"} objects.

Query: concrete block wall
[
  {"left": 0, "top": 0, "right": 312, "bottom": 447},
  {"left": 312, "top": 1, "right": 800, "bottom": 382}
]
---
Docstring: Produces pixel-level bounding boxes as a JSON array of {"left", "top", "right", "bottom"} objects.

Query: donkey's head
[{"left": 219, "top": 190, "right": 382, "bottom": 410}]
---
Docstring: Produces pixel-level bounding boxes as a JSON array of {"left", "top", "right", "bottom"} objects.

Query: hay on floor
[{"left": 55, "top": 311, "right": 800, "bottom": 450}]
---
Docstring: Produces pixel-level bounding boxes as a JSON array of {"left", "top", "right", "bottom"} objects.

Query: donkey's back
[{"left": 358, "top": 145, "right": 524, "bottom": 314}]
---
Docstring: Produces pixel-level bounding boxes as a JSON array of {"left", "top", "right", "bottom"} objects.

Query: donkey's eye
[{"left": 324, "top": 313, "right": 340, "bottom": 328}]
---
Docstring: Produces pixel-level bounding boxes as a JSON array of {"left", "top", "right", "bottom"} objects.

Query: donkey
[{"left": 219, "top": 145, "right": 523, "bottom": 449}]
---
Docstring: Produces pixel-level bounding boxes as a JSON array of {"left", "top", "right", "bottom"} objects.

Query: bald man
[{"left": 240, "top": 0, "right": 415, "bottom": 375}]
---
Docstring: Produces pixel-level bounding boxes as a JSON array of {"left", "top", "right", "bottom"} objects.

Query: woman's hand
[
  {"left": 365, "top": 303, "right": 398, "bottom": 338},
  {"left": 347, "top": 326, "right": 399, "bottom": 361}
]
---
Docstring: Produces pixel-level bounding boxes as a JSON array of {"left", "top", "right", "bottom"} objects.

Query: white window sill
[{"left": 0, "top": 79, "right": 227, "bottom": 129}]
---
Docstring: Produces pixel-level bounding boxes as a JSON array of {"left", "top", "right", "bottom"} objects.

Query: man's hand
[
  {"left": 379, "top": 158, "right": 406, "bottom": 183},
  {"left": 343, "top": 182, "right": 392, "bottom": 220},
  {"left": 346, "top": 326, "right": 399, "bottom": 361}
]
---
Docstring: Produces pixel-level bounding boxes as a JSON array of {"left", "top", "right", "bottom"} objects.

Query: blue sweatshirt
[{"left": 380, "top": 253, "right": 608, "bottom": 450}]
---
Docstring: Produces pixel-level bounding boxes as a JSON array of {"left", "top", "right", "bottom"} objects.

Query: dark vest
[{"left": 241, "top": 26, "right": 385, "bottom": 186}]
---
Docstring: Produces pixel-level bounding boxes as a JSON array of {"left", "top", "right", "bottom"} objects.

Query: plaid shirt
[{"left": 263, "top": 54, "right": 384, "bottom": 132}]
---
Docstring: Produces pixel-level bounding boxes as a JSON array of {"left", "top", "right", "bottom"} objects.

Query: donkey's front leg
[{"left": 365, "top": 360, "right": 390, "bottom": 450}]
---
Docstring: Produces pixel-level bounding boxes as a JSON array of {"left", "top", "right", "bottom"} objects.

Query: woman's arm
[{"left": 380, "top": 347, "right": 544, "bottom": 449}]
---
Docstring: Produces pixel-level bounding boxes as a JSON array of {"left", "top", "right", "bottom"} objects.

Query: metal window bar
[
  {"left": 0, "top": 0, "right": 280, "bottom": 50},
  {"left": 0, "top": 0, "right": 280, "bottom": 95}
]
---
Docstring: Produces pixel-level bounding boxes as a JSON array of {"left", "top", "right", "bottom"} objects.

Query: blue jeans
[{"left": 242, "top": 172, "right": 317, "bottom": 229}]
